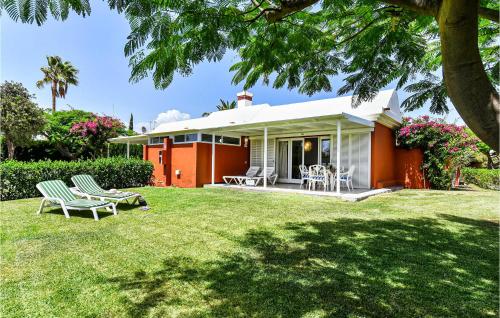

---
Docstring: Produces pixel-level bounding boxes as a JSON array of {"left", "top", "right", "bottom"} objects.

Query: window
[
  {"left": 149, "top": 136, "right": 168, "bottom": 145},
  {"left": 174, "top": 135, "right": 185, "bottom": 143},
  {"left": 186, "top": 133, "right": 198, "bottom": 142},
  {"left": 173, "top": 133, "right": 199, "bottom": 143},
  {"left": 172, "top": 133, "right": 240, "bottom": 145},
  {"left": 223, "top": 136, "right": 240, "bottom": 145},
  {"left": 201, "top": 134, "right": 212, "bottom": 142},
  {"left": 158, "top": 150, "right": 163, "bottom": 164},
  {"left": 321, "top": 139, "right": 330, "bottom": 164}
]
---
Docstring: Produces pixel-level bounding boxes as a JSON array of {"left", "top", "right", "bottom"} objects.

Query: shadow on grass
[
  {"left": 42, "top": 202, "right": 142, "bottom": 219},
  {"left": 43, "top": 208, "right": 114, "bottom": 219},
  {"left": 108, "top": 215, "right": 499, "bottom": 317}
]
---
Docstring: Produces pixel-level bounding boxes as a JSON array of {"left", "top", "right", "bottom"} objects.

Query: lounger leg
[
  {"left": 37, "top": 198, "right": 47, "bottom": 215},
  {"left": 111, "top": 204, "right": 117, "bottom": 216},
  {"left": 132, "top": 196, "right": 139, "bottom": 205},
  {"left": 91, "top": 208, "right": 99, "bottom": 221},
  {"left": 61, "top": 204, "right": 70, "bottom": 219}
]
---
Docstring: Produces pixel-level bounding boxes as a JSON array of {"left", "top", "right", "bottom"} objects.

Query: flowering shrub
[
  {"left": 396, "top": 116, "right": 479, "bottom": 189},
  {"left": 70, "top": 115, "right": 125, "bottom": 158}
]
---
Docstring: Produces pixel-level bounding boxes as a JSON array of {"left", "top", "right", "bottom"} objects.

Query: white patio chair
[
  {"left": 308, "top": 165, "right": 329, "bottom": 191},
  {"left": 223, "top": 166, "right": 260, "bottom": 185},
  {"left": 338, "top": 165, "right": 356, "bottom": 191},
  {"left": 299, "top": 165, "right": 310, "bottom": 188}
]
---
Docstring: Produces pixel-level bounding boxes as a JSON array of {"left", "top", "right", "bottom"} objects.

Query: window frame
[{"left": 149, "top": 136, "right": 168, "bottom": 145}]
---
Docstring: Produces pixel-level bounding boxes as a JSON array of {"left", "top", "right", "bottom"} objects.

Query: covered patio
[{"left": 203, "top": 112, "right": 374, "bottom": 194}]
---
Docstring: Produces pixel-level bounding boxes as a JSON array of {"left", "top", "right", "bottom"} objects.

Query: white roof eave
[
  {"left": 201, "top": 112, "right": 373, "bottom": 134},
  {"left": 108, "top": 134, "right": 149, "bottom": 144}
]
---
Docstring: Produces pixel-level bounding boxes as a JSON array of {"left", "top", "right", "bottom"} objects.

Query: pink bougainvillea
[
  {"left": 70, "top": 114, "right": 125, "bottom": 158},
  {"left": 396, "top": 116, "right": 479, "bottom": 189}
]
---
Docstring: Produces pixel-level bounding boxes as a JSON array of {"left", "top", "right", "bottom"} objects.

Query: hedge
[
  {"left": 461, "top": 168, "right": 500, "bottom": 190},
  {"left": 0, "top": 157, "right": 154, "bottom": 201}
]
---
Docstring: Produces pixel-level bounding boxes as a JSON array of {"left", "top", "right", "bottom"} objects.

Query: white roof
[{"left": 149, "top": 89, "right": 401, "bottom": 136}]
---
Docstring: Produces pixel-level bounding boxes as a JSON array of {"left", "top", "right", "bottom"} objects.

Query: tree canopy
[
  {"left": 2, "top": 0, "right": 498, "bottom": 149},
  {"left": 0, "top": 81, "right": 46, "bottom": 159}
]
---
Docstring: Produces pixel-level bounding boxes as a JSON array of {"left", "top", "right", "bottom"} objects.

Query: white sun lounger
[
  {"left": 244, "top": 167, "right": 278, "bottom": 186},
  {"left": 223, "top": 166, "right": 260, "bottom": 185}
]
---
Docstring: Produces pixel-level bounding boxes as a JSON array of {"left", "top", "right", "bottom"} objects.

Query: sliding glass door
[
  {"left": 277, "top": 138, "right": 303, "bottom": 183},
  {"left": 291, "top": 140, "right": 303, "bottom": 180},
  {"left": 277, "top": 141, "right": 289, "bottom": 179}
]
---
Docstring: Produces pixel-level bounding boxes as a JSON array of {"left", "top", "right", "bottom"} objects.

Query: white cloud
[
  {"left": 155, "top": 109, "right": 191, "bottom": 124},
  {"left": 135, "top": 109, "right": 191, "bottom": 133}
]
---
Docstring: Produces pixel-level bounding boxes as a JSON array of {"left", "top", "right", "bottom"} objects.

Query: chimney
[{"left": 237, "top": 91, "right": 253, "bottom": 108}]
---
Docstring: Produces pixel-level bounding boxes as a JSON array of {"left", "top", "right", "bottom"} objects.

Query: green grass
[{"left": 1, "top": 187, "right": 498, "bottom": 318}]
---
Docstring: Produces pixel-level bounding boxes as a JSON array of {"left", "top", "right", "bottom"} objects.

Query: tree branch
[
  {"left": 251, "top": 0, "right": 265, "bottom": 12},
  {"left": 243, "top": 0, "right": 497, "bottom": 25},
  {"left": 336, "top": 17, "right": 384, "bottom": 46},
  {"left": 245, "top": 7, "right": 277, "bottom": 23},
  {"left": 381, "top": 0, "right": 438, "bottom": 17},
  {"left": 478, "top": 6, "right": 499, "bottom": 23},
  {"left": 264, "top": 0, "right": 319, "bottom": 22}
]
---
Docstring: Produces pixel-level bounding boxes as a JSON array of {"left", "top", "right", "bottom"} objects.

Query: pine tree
[{"left": 129, "top": 113, "right": 134, "bottom": 131}]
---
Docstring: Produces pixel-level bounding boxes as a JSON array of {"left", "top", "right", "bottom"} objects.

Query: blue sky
[{"left": 1, "top": 1, "right": 462, "bottom": 131}]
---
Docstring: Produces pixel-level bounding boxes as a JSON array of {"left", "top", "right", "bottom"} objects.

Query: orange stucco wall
[
  {"left": 145, "top": 137, "right": 249, "bottom": 188},
  {"left": 170, "top": 143, "right": 198, "bottom": 187},
  {"left": 371, "top": 123, "right": 427, "bottom": 189},
  {"left": 371, "top": 123, "right": 398, "bottom": 188},
  {"left": 146, "top": 145, "right": 168, "bottom": 186},
  {"left": 196, "top": 142, "right": 250, "bottom": 187},
  {"left": 395, "top": 148, "right": 428, "bottom": 189}
]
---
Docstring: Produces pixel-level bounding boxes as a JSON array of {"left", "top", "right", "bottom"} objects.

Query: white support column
[
  {"left": 330, "top": 134, "right": 334, "bottom": 164},
  {"left": 126, "top": 141, "right": 130, "bottom": 159},
  {"left": 336, "top": 120, "right": 341, "bottom": 193},
  {"left": 348, "top": 134, "right": 352, "bottom": 168},
  {"left": 211, "top": 134, "right": 215, "bottom": 185},
  {"left": 263, "top": 127, "right": 268, "bottom": 188}
]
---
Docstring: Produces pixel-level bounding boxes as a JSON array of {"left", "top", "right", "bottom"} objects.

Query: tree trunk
[
  {"left": 438, "top": 0, "right": 500, "bottom": 151},
  {"left": 51, "top": 81, "right": 57, "bottom": 113},
  {"left": 54, "top": 143, "right": 75, "bottom": 160},
  {"left": 6, "top": 140, "right": 16, "bottom": 160}
]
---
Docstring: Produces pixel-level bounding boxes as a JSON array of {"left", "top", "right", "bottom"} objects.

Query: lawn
[{"left": 1, "top": 187, "right": 498, "bottom": 318}]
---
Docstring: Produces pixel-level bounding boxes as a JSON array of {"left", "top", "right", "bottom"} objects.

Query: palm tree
[
  {"left": 202, "top": 99, "right": 236, "bottom": 117},
  {"left": 216, "top": 99, "right": 236, "bottom": 111},
  {"left": 36, "top": 56, "right": 79, "bottom": 113}
]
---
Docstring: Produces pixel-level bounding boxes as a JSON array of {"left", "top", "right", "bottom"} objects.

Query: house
[{"left": 109, "top": 90, "right": 425, "bottom": 191}]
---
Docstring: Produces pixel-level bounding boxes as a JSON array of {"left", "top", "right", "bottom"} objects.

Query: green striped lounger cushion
[
  {"left": 37, "top": 180, "right": 110, "bottom": 208},
  {"left": 72, "top": 174, "right": 136, "bottom": 199},
  {"left": 65, "top": 199, "right": 110, "bottom": 208}
]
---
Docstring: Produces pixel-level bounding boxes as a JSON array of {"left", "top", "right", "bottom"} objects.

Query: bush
[
  {"left": 0, "top": 157, "right": 154, "bottom": 200},
  {"left": 461, "top": 168, "right": 500, "bottom": 190}
]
